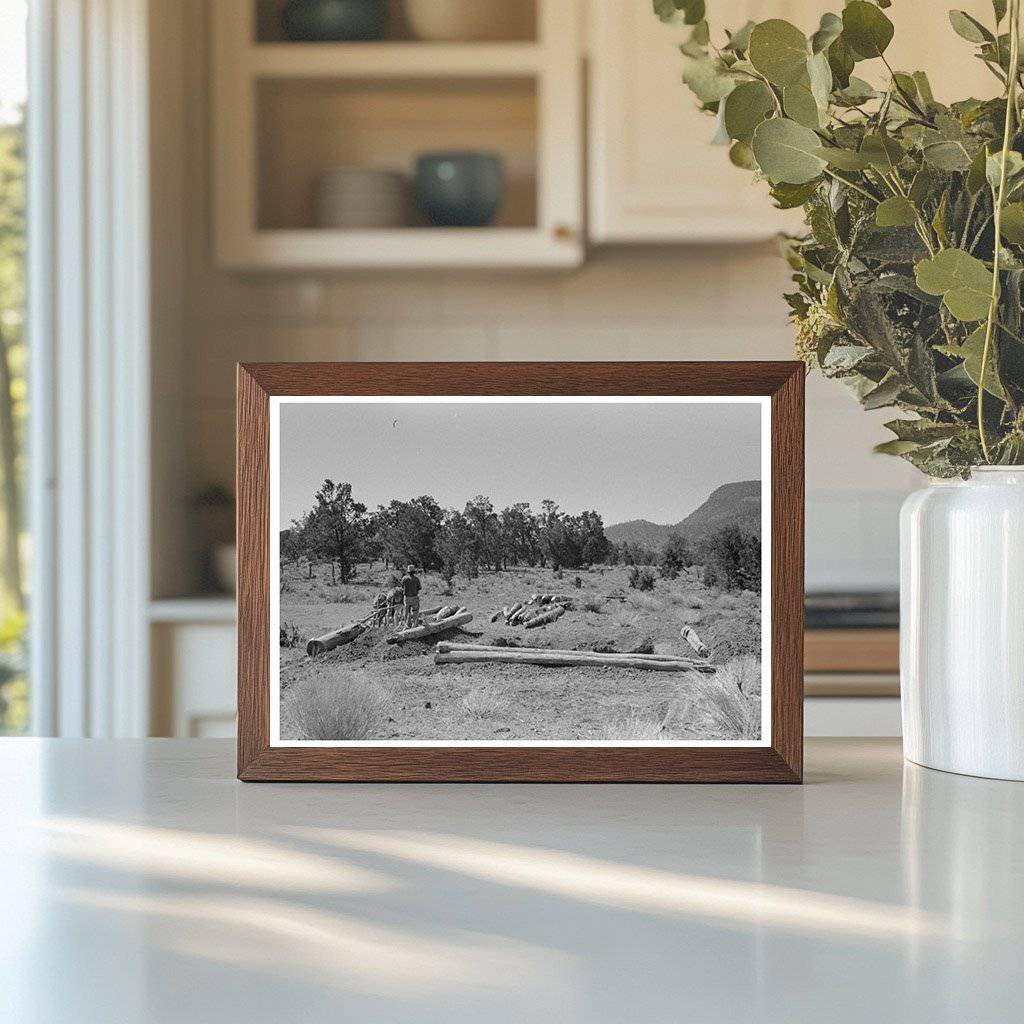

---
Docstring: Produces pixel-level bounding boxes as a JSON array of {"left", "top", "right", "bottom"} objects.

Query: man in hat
[{"left": 401, "top": 564, "right": 422, "bottom": 627}]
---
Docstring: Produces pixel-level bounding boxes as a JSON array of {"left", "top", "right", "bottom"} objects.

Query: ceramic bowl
[
  {"left": 281, "top": 0, "right": 388, "bottom": 42},
  {"left": 403, "top": 0, "right": 534, "bottom": 42},
  {"left": 415, "top": 152, "right": 505, "bottom": 227}
]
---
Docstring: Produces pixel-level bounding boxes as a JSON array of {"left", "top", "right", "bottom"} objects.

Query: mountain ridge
[{"left": 604, "top": 480, "right": 761, "bottom": 549}]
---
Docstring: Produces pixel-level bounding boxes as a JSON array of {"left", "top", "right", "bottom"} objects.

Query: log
[
  {"left": 306, "top": 621, "right": 366, "bottom": 656},
  {"left": 434, "top": 605, "right": 457, "bottom": 622},
  {"left": 437, "top": 642, "right": 696, "bottom": 663},
  {"left": 386, "top": 611, "right": 473, "bottom": 644},
  {"left": 434, "top": 649, "right": 715, "bottom": 672},
  {"left": 490, "top": 609, "right": 504, "bottom": 623},
  {"left": 680, "top": 625, "right": 711, "bottom": 659},
  {"left": 525, "top": 605, "right": 566, "bottom": 628},
  {"left": 504, "top": 601, "right": 524, "bottom": 623}
]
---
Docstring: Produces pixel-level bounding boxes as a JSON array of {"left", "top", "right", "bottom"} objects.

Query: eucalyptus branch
[{"left": 979, "top": 0, "right": 1021, "bottom": 462}]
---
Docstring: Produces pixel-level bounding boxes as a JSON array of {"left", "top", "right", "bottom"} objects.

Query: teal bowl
[
  {"left": 281, "top": 0, "right": 387, "bottom": 42},
  {"left": 415, "top": 152, "right": 505, "bottom": 228}
]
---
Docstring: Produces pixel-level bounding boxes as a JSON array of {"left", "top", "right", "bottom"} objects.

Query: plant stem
[
  {"left": 821, "top": 167, "right": 879, "bottom": 203},
  {"left": 979, "top": 0, "right": 1021, "bottom": 463}
]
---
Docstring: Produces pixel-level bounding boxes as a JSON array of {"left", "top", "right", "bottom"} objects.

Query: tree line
[
  {"left": 280, "top": 480, "right": 612, "bottom": 584},
  {"left": 281, "top": 479, "right": 760, "bottom": 592}
]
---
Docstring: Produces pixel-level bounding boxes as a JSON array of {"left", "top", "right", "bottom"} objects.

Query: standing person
[{"left": 401, "top": 565, "right": 421, "bottom": 627}]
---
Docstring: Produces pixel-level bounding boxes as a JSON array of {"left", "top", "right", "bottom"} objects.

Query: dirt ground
[{"left": 278, "top": 562, "right": 762, "bottom": 742}]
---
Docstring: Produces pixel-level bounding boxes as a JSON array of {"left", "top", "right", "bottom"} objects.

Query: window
[{"left": 0, "top": 0, "right": 28, "bottom": 734}]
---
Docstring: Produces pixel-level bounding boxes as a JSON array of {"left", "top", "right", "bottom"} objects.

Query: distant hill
[{"left": 605, "top": 480, "right": 761, "bottom": 549}]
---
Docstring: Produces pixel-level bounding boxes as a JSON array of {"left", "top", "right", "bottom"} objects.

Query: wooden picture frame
[{"left": 237, "top": 362, "right": 804, "bottom": 782}]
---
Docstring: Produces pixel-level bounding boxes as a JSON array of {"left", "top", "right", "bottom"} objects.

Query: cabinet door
[{"left": 588, "top": 1, "right": 814, "bottom": 243}]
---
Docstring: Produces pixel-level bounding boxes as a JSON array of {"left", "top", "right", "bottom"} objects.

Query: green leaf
[
  {"left": 807, "top": 51, "right": 833, "bottom": 110},
  {"left": 723, "top": 81, "right": 775, "bottom": 143},
  {"left": 752, "top": 117, "right": 827, "bottom": 184},
  {"left": 885, "top": 419, "right": 963, "bottom": 443},
  {"left": 986, "top": 150, "right": 1024, "bottom": 190},
  {"left": 959, "top": 324, "right": 1007, "bottom": 398},
  {"left": 810, "top": 12, "right": 843, "bottom": 54},
  {"left": 724, "top": 20, "right": 755, "bottom": 53},
  {"left": 862, "top": 375, "right": 902, "bottom": 410},
  {"left": 783, "top": 83, "right": 822, "bottom": 128},
  {"left": 912, "top": 71, "right": 935, "bottom": 105},
  {"left": 827, "top": 35, "right": 855, "bottom": 89},
  {"left": 681, "top": 55, "right": 736, "bottom": 103},
  {"left": 875, "top": 196, "right": 918, "bottom": 228},
  {"left": 815, "top": 145, "right": 872, "bottom": 170},
  {"left": 654, "top": 0, "right": 705, "bottom": 25},
  {"left": 874, "top": 439, "right": 922, "bottom": 455},
  {"left": 923, "top": 141, "right": 973, "bottom": 171},
  {"left": 909, "top": 165, "right": 936, "bottom": 205},
  {"left": 1000, "top": 202, "right": 1024, "bottom": 242},
  {"left": 860, "top": 133, "right": 905, "bottom": 172},
  {"left": 915, "top": 249, "right": 994, "bottom": 321},
  {"left": 836, "top": 75, "right": 877, "bottom": 104},
  {"left": 728, "top": 140, "right": 758, "bottom": 169},
  {"left": 994, "top": 0, "right": 1008, "bottom": 24},
  {"left": 748, "top": 19, "right": 810, "bottom": 87},
  {"left": 770, "top": 179, "right": 820, "bottom": 209},
  {"left": 842, "top": 1, "right": 894, "bottom": 60},
  {"left": 948, "top": 10, "right": 993, "bottom": 44},
  {"left": 967, "top": 143, "right": 993, "bottom": 193}
]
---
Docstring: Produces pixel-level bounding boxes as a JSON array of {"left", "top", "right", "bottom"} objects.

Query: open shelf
[
  {"left": 257, "top": 76, "right": 537, "bottom": 232},
  {"left": 249, "top": 42, "right": 544, "bottom": 78},
  {"left": 254, "top": 0, "right": 538, "bottom": 45},
  {"left": 213, "top": 0, "right": 581, "bottom": 268}
]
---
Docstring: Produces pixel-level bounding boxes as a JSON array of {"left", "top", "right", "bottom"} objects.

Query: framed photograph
[{"left": 237, "top": 362, "right": 804, "bottom": 782}]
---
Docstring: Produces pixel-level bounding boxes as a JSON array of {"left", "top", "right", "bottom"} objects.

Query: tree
[
  {"left": 305, "top": 480, "right": 366, "bottom": 583},
  {"left": 435, "top": 510, "right": 477, "bottom": 583},
  {"left": 701, "top": 524, "right": 760, "bottom": 592},
  {"left": 659, "top": 532, "right": 694, "bottom": 579},
  {"left": 379, "top": 495, "right": 444, "bottom": 570},
  {"left": 499, "top": 502, "right": 539, "bottom": 567},
  {"left": 0, "top": 115, "right": 25, "bottom": 611},
  {"left": 464, "top": 495, "right": 502, "bottom": 571}
]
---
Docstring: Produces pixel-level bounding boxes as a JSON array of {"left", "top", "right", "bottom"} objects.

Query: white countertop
[{"left": 1, "top": 738, "right": 1021, "bottom": 1023}]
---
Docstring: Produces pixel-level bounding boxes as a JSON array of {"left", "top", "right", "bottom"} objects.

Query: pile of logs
[
  {"left": 306, "top": 604, "right": 444, "bottom": 655},
  {"left": 490, "top": 593, "right": 574, "bottom": 628},
  {"left": 387, "top": 607, "right": 472, "bottom": 644},
  {"left": 435, "top": 641, "right": 716, "bottom": 673}
]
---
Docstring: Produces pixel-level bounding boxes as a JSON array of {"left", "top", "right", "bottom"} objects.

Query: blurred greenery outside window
[{"left": 0, "top": 1, "right": 28, "bottom": 733}]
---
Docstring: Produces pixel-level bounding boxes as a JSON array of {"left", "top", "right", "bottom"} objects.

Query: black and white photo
[{"left": 269, "top": 396, "right": 770, "bottom": 747}]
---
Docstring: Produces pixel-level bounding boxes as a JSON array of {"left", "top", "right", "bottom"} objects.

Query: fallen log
[
  {"left": 387, "top": 611, "right": 473, "bottom": 644},
  {"left": 434, "top": 605, "right": 457, "bottom": 622},
  {"left": 306, "top": 621, "right": 366, "bottom": 656},
  {"left": 437, "top": 642, "right": 696, "bottom": 662},
  {"left": 434, "top": 649, "right": 715, "bottom": 672},
  {"left": 680, "top": 625, "right": 711, "bottom": 659},
  {"left": 525, "top": 605, "right": 566, "bottom": 628}
]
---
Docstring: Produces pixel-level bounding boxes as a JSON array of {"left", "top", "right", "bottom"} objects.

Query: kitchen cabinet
[
  {"left": 212, "top": 0, "right": 583, "bottom": 269},
  {"left": 587, "top": 0, "right": 998, "bottom": 244}
]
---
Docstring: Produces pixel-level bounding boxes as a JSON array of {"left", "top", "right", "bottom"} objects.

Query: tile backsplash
[{"left": 171, "top": 248, "right": 916, "bottom": 594}]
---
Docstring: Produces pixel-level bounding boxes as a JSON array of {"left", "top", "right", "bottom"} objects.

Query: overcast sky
[{"left": 277, "top": 399, "right": 762, "bottom": 528}]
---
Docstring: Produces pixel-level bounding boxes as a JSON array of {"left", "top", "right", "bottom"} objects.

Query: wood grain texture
[{"left": 236, "top": 361, "right": 805, "bottom": 783}]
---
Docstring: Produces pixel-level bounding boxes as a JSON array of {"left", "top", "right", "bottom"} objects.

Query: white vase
[{"left": 900, "top": 467, "right": 1024, "bottom": 780}]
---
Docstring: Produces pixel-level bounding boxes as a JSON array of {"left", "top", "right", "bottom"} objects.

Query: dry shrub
[
  {"left": 282, "top": 669, "right": 390, "bottom": 741},
  {"left": 600, "top": 709, "right": 665, "bottom": 741},
  {"left": 582, "top": 596, "right": 605, "bottom": 613},
  {"left": 685, "top": 658, "right": 762, "bottom": 740},
  {"left": 462, "top": 687, "right": 507, "bottom": 720},
  {"left": 627, "top": 591, "right": 661, "bottom": 612}
]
